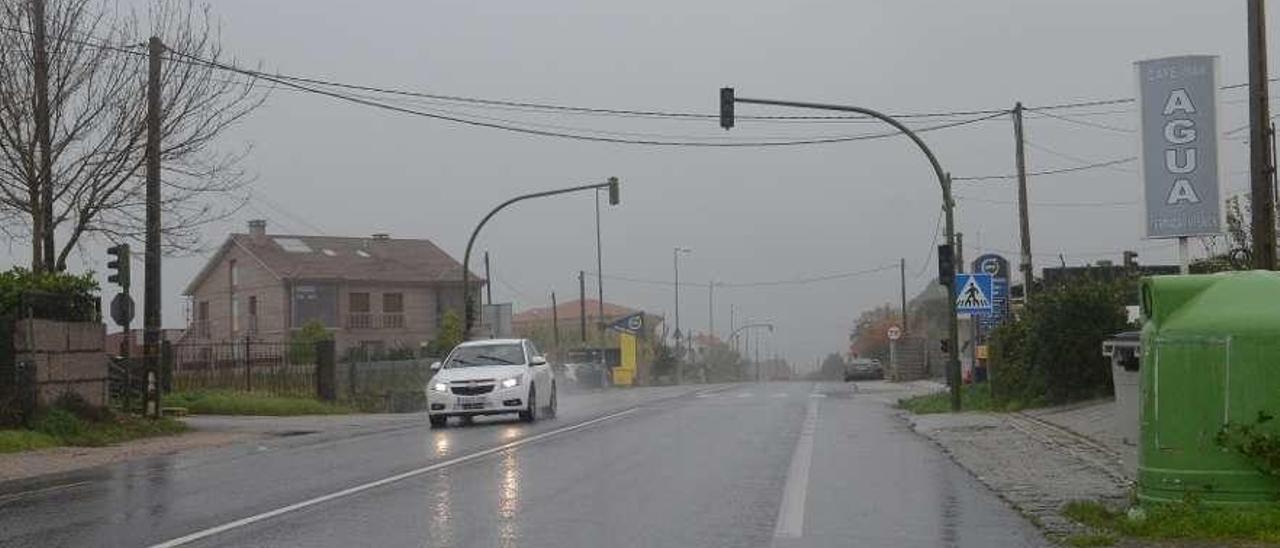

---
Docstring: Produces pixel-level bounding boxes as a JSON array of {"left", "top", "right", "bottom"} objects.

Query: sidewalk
[{"left": 902, "top": 392, "right": 1132, "bottom": 540}]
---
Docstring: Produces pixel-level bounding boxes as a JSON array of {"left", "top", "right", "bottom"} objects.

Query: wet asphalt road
[{"left": 0, "top": 382, "right": 1046, "bottom": 548}]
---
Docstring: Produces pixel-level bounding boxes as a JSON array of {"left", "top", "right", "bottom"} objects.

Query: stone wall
[{"left": 13, "top": 319, "right": 108, "bottom": 407}]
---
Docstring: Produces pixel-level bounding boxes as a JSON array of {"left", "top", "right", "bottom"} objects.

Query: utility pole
[
  {"left": 1249, "top": 0, "right": 1278, "bottom": 270},
  {"left": 32, "top": 0, "right": 53, "bottom": 272},
  {"left": 956, "top": 232, "right": 965, "bottom": 273},
  {"left": 707, "top": 281, "right": 715, "bottom": 340},
  {"left": 144, "top": 37, "right": 164, "bottom": 419},
  {"left": 899, "top": 258, "right": 908, "bottom": 335},
  {"left": 729, "top": 305, "right": 736, "bottom": 352},
  {"left": 1013, "top": 102, "right": 1036, "bottom": 294},
  {"left": 943, "top": 173, "right": 963, "bottom": 411},
  {"left": 551, "top": 291, "right": 560, "bottom": 351},
  {"left": 483, "top": 251, "right": 492, "bottom": 305},
  {"left": 578, "top": 271, "right": 587, "bottom": 342},
  {"left": 595, "top": 189, "right": 606, "bottom": 331}
]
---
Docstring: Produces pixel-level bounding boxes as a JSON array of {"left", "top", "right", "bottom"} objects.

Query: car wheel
[
  {"left": 545, "top": 384, "right": 557, "bottom": 418},
  {"left": 520, "top": 386, "right": 538, "bottom": 423},
  {"left": 429, "top": 415, "right": 447, "bottom": 428}
]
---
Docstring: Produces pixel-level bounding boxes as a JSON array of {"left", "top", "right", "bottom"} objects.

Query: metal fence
[
  {"left": 338, "top": 358, "right": 438, "bottom": 412},
  {"left": 171, "top": 340, "right": 319, "bottom": 398}
]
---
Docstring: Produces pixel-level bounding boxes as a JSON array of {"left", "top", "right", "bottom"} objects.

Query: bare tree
[{"left": 0, "top": 0, "right": 264, "bottom": 271}]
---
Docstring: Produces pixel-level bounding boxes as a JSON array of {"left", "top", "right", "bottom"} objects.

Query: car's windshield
[{"left": 444, "top": 344, "right": 526, "bottom": 368}]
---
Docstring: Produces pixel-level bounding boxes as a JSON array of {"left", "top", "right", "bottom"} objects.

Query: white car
[{"left": 426, "top": 338, "right": 556, "bottom": 428}]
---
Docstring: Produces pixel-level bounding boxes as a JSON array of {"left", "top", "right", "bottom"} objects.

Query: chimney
[{"left": 248, "top": 219, "right": 267, "bottom": 239}]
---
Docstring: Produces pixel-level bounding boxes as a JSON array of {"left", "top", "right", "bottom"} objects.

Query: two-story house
[{"left": 182, "top": 220, "right": 483, "bottom": 356}]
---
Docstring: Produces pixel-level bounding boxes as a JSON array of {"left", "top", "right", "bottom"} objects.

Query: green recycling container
[{"left": 1139, "top": 271, "right": 1280, "bottom": 505}]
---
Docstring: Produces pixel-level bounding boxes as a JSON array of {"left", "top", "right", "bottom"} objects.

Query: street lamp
[
  {"left": 462, "top": 177, "right": 621, "bottom": 337},
  {"left": 720, "top": 88, "right": 962, "bottom": 411},
  {"left": 673, "top": 247, "right": 692, "bottom": 383}
]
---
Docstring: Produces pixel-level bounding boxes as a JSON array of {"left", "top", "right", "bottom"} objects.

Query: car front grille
[{"left": 451, "top": 384, "right": 495, "bottom": 396}]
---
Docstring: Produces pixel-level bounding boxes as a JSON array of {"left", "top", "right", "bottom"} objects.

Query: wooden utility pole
[
  {"left": 32, "top": 0, "right": 53, "bottom": 271},
  {"left": 578, "top": 271, "right": 587, "bottom": 342},
  {"left": 899, "top": 258, "right": 908, "bottom": 334},
  {"left": 551, "top": 292, "right": 560, "bottom": 350},
  {"left": 144, "top": 37, "right": 164, "bottom": 419},
  {"left": 1249, "top": 0, "right": 1278, "bottom": 269},
  {"left": 1013, "top": 102, "right": 1035, "bottom": 293},
  {"left": 483, "top": 251, "right": 492, "bottom": 305}
]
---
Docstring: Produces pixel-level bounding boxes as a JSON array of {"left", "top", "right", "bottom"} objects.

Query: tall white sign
[{"left": 1136, "top": 55, "right": 1223, "bottom": 239}]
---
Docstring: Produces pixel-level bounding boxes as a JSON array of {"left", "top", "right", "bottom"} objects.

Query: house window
[
  {"left": 196, "top": 301, "right": 210, "bottom": 338},
  {"left": 231, "top": 297, "right": 240, "bottom": 333},
  {"left": 248, "top": 296, "right": 258, "bottom": 335},
  {"left": 349, "top": 292, "right": 371, "bottom": 329},
  {"left": 382, "top": 293, "right": 404, "bottom": 329},
  {"left": 291, "top": 284, "right": 338, "bottom": 328},
  {"left": 229, "top": 259, "right": 238, "bottom": 287}
]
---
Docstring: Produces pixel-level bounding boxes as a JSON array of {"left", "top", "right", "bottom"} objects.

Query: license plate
[{"left": 457, "top": 396, "right": 485, "bottom": 407}]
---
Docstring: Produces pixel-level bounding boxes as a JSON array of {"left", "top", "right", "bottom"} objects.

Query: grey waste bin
[{"left": 1103, "top": 330, "right": 1141, "bottom": 478}]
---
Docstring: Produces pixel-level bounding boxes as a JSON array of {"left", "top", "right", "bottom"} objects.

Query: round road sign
[{"left": 887, "top": 326, "right": 902, "bottom": 341}]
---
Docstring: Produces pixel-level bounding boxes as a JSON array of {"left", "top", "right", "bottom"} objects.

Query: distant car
[
  {"left": 844, "top": 358, "right": 884, "bottom": 381},
  {"left": 426, "top": 338, "right": 556, "bottom": 427},
  {"left": 563, "top": 362, "right": 610, "bottom": 388}
]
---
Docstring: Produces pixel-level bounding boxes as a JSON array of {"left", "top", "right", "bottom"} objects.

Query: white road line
[
  {"left": 146, "top": 407, "right": 641, "bottom": 548},
  {"left": 774, "top": 397, "right": 820, "bottom": 538},
  {"left": 0, "top": 480, "right": 91, "bottom": 506}
]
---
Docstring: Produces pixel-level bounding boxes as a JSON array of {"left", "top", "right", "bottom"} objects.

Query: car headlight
[
  {"left": 432, "top": 382, "right": 449, "bottom": 393},
  {"left": 500, "top": 377, "right": 521, "bottom": 389}
]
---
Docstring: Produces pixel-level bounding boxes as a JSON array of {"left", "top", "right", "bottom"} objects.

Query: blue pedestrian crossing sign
[{"left": 954, "top": 273, "right": 994, "bottom": 313}]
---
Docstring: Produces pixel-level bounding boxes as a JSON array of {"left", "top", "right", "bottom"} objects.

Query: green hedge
[
  {"left": 0, "top": 267, "right": 99, "bottom": 321},
  {"left": 989, "top": 279, "right": 1131, "bottom": 407}
]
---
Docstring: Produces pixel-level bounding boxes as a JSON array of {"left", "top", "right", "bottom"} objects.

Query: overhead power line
[
  {"left": 953, "top": 156, "right": 1137, "bottom": 181},
  {"left": 588, "top": 264, "right": 897, "bottom": 289}
]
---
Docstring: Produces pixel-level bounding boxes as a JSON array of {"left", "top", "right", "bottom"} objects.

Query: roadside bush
[
  {"left": 0, "top": 267, "right": 99, "bottom": 320},
  {"left": 984, "top": 279, "right": 1130, "bottom": 409}
]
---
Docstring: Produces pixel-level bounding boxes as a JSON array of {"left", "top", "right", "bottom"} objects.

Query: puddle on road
[{"left": 269, "top": 430, "right": 318, "bottom": 438}]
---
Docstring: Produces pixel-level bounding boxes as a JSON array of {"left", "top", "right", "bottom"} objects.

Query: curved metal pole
[
  {"left": 462, "top": 181, "right": 615, "bottom": 336},
  {"left": 735, "top": 96, "right": 963, "bottom": 411},
  {"left": 728, "top": 322, "right": 773, "bottom": 342}
]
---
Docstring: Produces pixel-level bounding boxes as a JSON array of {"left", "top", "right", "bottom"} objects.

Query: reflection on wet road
[{"left": 0, "top": 383, "right": 1046, "bottom": 547}]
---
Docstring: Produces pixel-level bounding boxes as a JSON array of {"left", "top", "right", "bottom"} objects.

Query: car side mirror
[
  {"left": 430, "top": 361, "right": 442, "bottom": 372},
  {"left": 530, "top": 356, "right": 547, "bottom": 366}
]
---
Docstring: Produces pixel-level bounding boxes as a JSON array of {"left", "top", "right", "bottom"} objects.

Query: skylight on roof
[
  {"left": 322, "top": 249, "right": 336, "bottom": 257},
  {"left": 274, "top": 238, "right": 312, "bottom": 253},
  {"left": 356, "top": 249, "right": 371, "bottom": 258}
]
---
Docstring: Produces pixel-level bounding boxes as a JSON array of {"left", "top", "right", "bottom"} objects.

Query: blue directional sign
[{"left": 954, "top": 273, "right": 994, "bottom": 314}]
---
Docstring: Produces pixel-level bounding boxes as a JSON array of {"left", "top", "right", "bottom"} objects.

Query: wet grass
[
  {"left": 1063, "top": 533, "right": 1117, "bottom": 547},
  {"left": 897, "top": 383, "right": 1006, "bottom": 414},
  {"left": 164, "top": 390, "right": 354, "bottom": 416},
  {"left": 0, "top": 408, "right": 187, "bottom": 453},
  {"left": 1062, "top": 499, "right": 1280, "bottom": 544}
]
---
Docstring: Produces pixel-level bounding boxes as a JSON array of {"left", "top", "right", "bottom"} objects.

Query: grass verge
[
  {"left": 0, "top": 408, "right": 187, "bottom": 454},
  {"left": 164, "top": 390, "right": 355, "bottom": 416},
  {"left": 1062, "top": 499, "right": 1280, "bottom": 544},
  {"left": 897, "top": 383, "right": 1007, "bottom": 414}
]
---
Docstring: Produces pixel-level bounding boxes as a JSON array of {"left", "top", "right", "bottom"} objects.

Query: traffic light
[
  {"left": 719, "top": 87, "right": 735, "bottom": 130},
  {"left": 107, "top": 244, "right": 130, "bottom": 289},
  {"left": 607, "top": 177, "right": 620, "bottom": 206},
  {"left": 937, "top": 244, "right": 955, "bottom": 286}
]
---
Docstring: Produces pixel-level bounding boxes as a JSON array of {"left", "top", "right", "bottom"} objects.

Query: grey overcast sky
[{"left": 16, "top": 0, "right": 1276, "bottom": 369}]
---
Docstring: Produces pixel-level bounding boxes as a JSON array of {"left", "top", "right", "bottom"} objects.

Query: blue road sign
[{"left": 955, "top": 273, "right": 994, "bottom": 313}]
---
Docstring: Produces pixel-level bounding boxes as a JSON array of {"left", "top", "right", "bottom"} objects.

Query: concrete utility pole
[
  {"left": 673, "top": 247, "right": 692, "bottom": 383},
  {"left": 595, "top": 189, "right": 606, "bottom": 330},
  {"left": 899, "top": 258, "right": 908, "bottom": 334},
  {"left": 943, "top": 174, "right": 962, "bottom": 411},
  {"left": 579, "top": 270, "right": 587, "bottom": 342},
  {"left": 1248, "top": 0, "right": 1278, "bottom": 270},
  {"left": 1013, "top": 102, "right": 1036, "bottom": 294},
  {"left": 956, "top": 232, "right": 965, "bottom": 273},
  {"left": 707, "top": 281, "right": 716, "bottom": 340},
  {"left": 144, "top": 37, "right": 164, "bottom": 419},
  {"left": 32, "top": 0, "right": 53, "bottom": 272}
]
